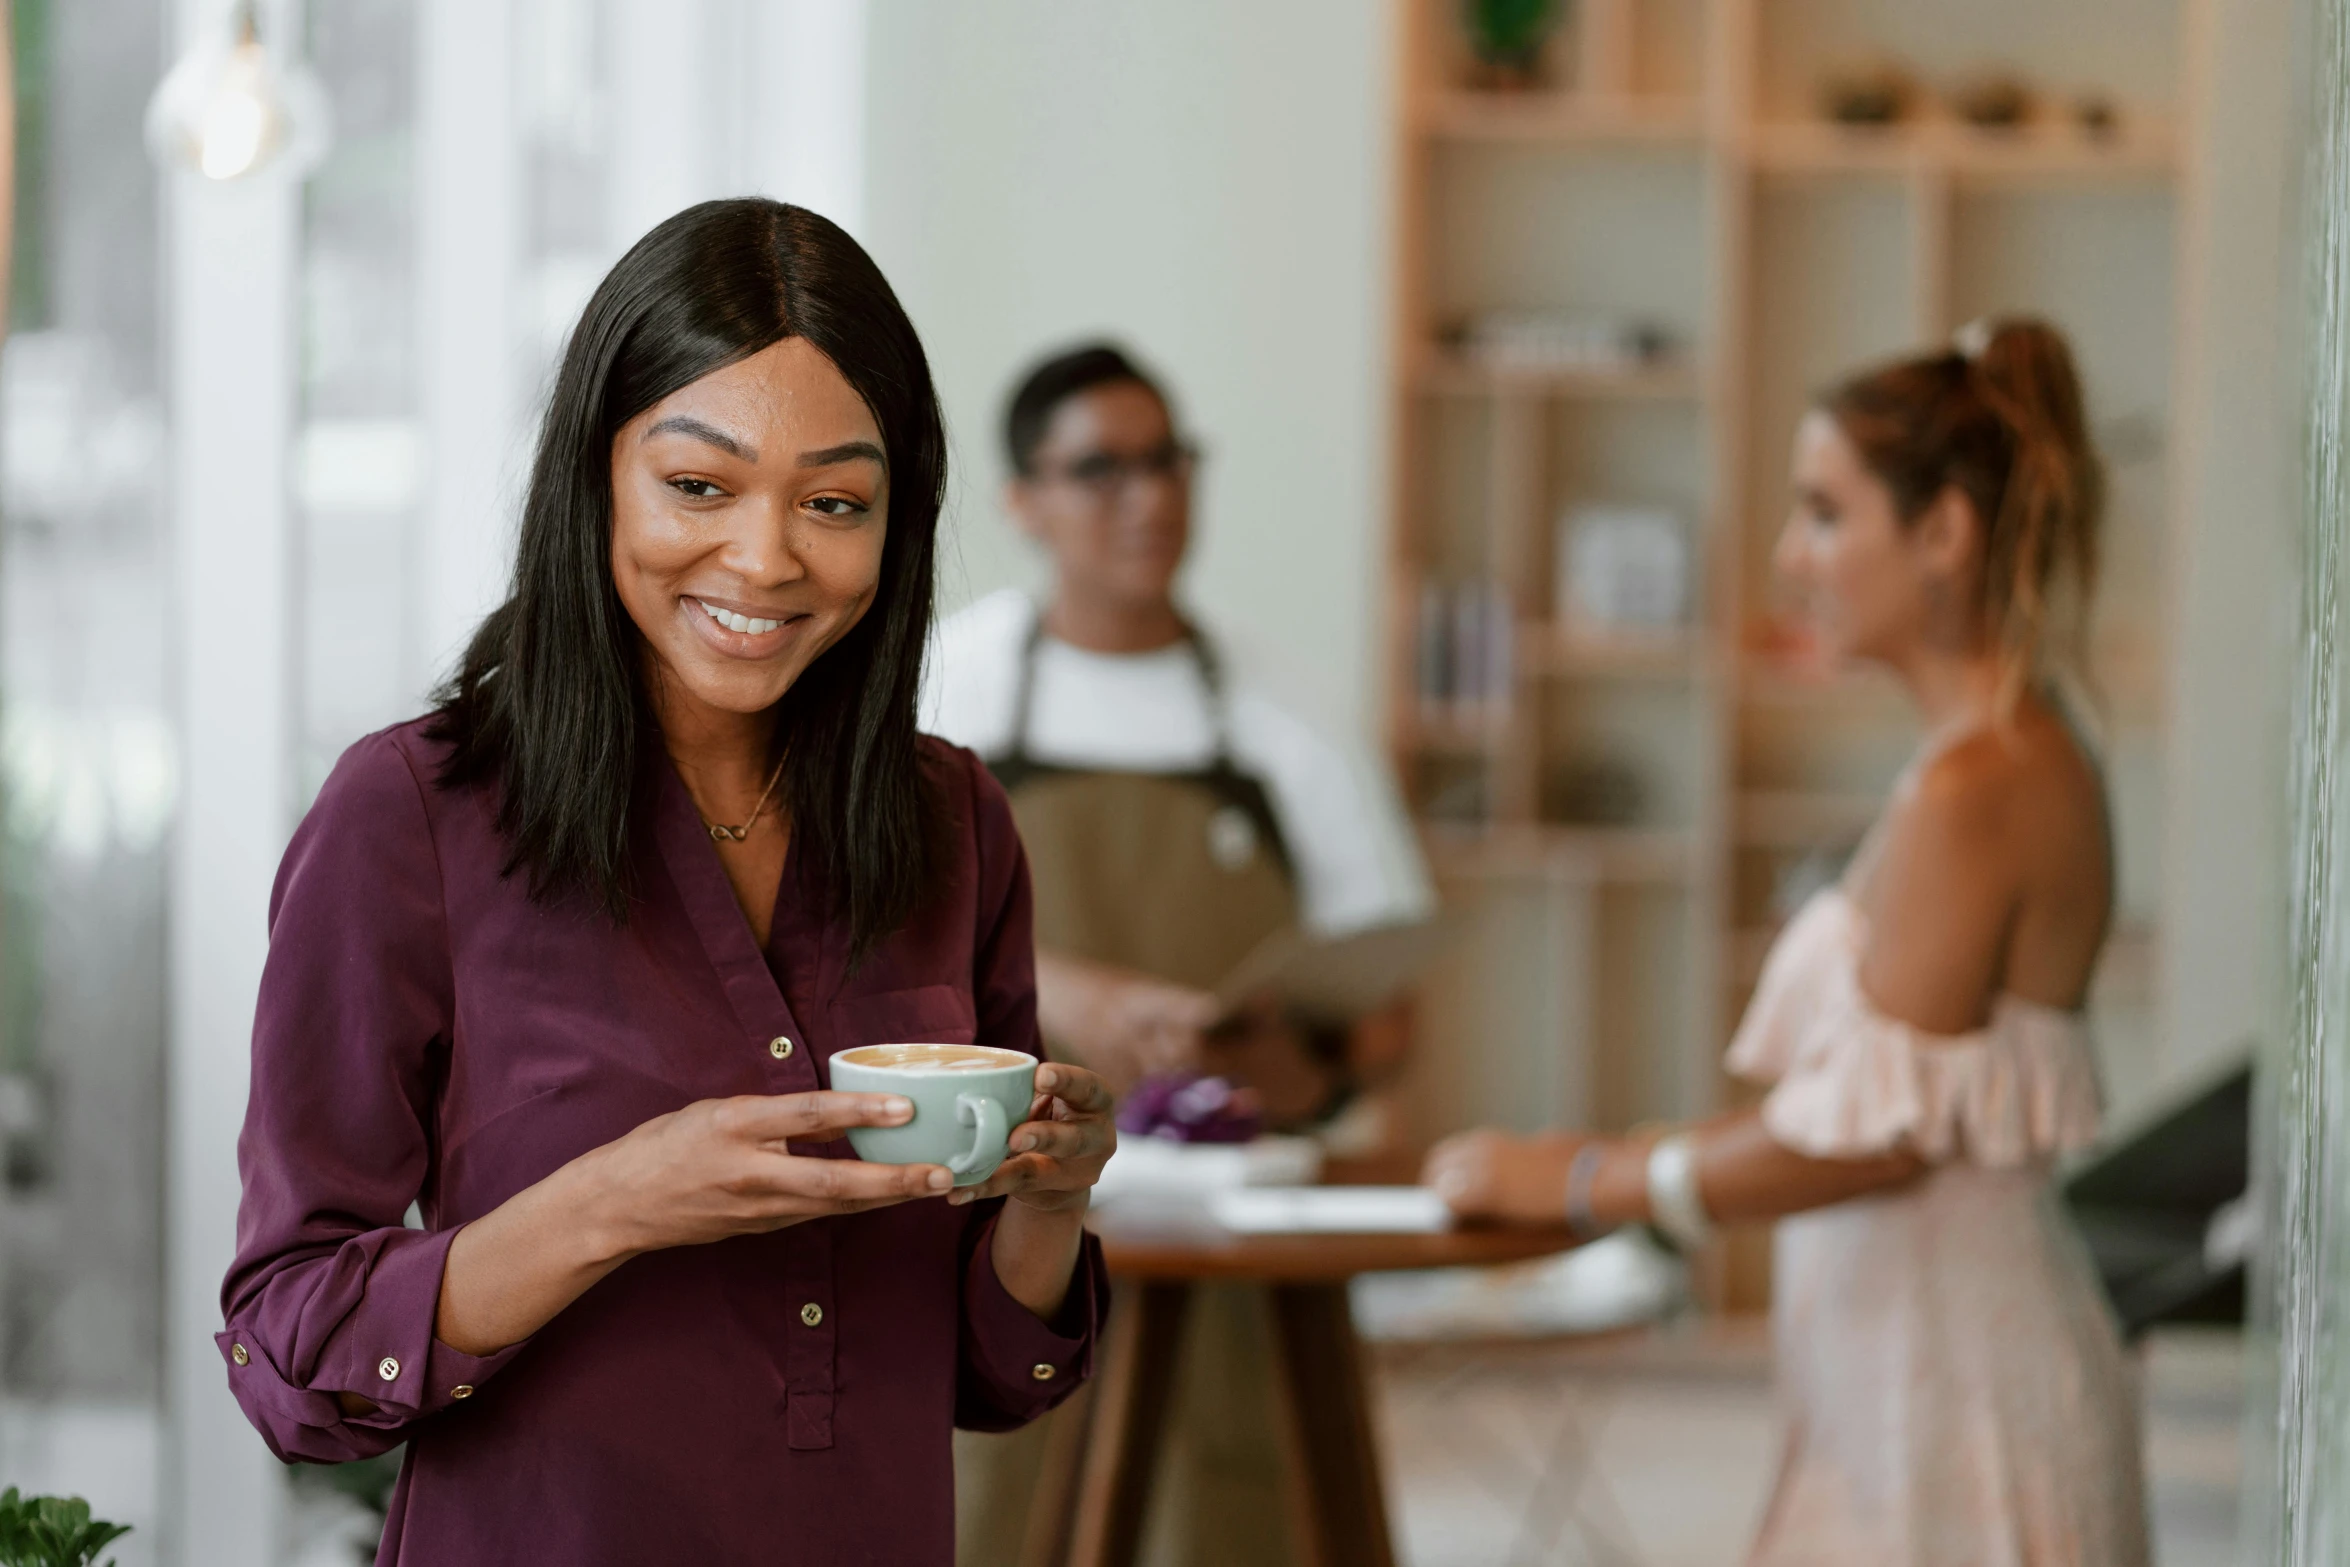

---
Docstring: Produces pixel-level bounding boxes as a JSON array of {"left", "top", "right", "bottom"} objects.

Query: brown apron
[{"left": 955, "top": 622, "right": 1304, "bottom": 1567}]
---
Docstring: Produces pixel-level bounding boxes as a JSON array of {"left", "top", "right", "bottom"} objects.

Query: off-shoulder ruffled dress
[{"left": 1727, "top": 889, "right": 2150, "bottom": 1567}]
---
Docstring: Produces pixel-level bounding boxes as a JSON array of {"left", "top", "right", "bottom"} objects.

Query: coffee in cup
[
  {"left": 834, "top": 1043, "right": 1032, "bottom": 1072},
  {"left": 829, "top": 1042, "right": 1038, "bottom": 1187}
]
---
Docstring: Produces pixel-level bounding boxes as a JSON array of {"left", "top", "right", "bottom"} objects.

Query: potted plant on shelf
[
  {"left": 0, "top": 1490, "right": 131, "bottom": 1567},
  {"left": 1463, "top": 0, "right": 1565, "bottom": 92}
]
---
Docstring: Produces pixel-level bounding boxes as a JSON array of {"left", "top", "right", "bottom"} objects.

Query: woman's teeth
[{"left": 698, "top": 599, "right": 784, "bottom": 635}]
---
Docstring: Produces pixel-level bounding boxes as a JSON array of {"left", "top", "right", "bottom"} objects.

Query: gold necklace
[{"left": 702, "top": 756, "right": 787, "bottom": 843}]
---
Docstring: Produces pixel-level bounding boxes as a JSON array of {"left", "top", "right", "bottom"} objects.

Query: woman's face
[
  {"left": 610, "top": 336, "right": 888, "bottom": 724},
  {"left": 1774, "top": 410, "right": 1967, "bottom": 666}
]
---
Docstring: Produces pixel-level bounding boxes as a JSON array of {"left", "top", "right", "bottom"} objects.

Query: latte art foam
[{"left": 835, "top": 1043, "right": 1031, "bottom": 1073}]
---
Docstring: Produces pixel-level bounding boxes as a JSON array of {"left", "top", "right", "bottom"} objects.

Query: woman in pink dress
[{"left": 1427, "top": 318, "right": 2149, "bottom": 1566}]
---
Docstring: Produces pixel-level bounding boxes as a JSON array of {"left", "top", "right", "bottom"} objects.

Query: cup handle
[{"left": 948, "top": 1092, "right": 1009, "bottom": 1178}]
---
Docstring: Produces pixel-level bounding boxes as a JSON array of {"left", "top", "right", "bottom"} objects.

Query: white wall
[
  {"left": 413, "top": 0, "right": 524, "bottom": 698},
  {"left": 861, "top": 0, "right": 1396, "bottom": 738},
  {"left": 2162, "top": 0, "right": 2296, "bottom": 1081},
  {"left": 164, "top": 1, "right": 301, "bottom": 1555}
]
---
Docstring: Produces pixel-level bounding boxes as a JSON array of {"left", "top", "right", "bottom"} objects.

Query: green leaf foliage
[
  {"left": 1465, "top": 0, "right": 1561, "bottom": 64},
  {"left": 0, "top": 1489, "right": 133, "bottom": 1567}
]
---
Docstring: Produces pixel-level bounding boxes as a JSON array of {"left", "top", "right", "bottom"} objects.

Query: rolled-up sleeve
[
  {"left": 219, "top": 731, "right": 520, "bottom": 1463},
  {"left": 950, "top": 753, "right": 1108, "bottom": 1430},
  {"left": 955, "top": 1209, "right": 1107, "bottom": 1431}
]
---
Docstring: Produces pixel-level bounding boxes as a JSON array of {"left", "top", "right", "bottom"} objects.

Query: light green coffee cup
[{"left": 830, "top": 1043, "right": 1038, "bottom": 1188}]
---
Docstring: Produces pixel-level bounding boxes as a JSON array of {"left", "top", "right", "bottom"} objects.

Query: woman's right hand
[
  {"left": 434, "top": 1091, "right": 948, "bottom": 1357},
  {"left": 1423, "top": 1129, "right": 1585, "bottom": 1226},
  {"left": 579, "top": 1091, "right": 952, "bottom": 1258},
  {"left": 1034, "top": 950, "right": 1219, "bottom": 1096}
]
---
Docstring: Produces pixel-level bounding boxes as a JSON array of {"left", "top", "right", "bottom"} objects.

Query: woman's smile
[{"left": 682, "top": 592, "right": 815, "bottom": 656}]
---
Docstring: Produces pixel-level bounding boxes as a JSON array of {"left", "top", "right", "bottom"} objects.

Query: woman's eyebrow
[
  {"left": 799, "top": 439, "right": 886, "bottom": 470},
  {"left": 644, "top": 415, "right": 755, "bottom": 461}
]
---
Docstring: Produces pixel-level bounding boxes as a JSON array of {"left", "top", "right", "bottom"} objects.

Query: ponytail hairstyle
[{"left": 1819, "top": 316, "right": 2104, "bottom": 711}]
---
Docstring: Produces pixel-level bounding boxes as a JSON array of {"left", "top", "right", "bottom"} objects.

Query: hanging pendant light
[{"left": 144, "top": 0, "right": 330, "bottom": 182}]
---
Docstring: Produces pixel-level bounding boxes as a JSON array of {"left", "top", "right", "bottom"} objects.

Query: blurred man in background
[{"left": 922, "top": 342, "right": 1429, "bottom": 1565}]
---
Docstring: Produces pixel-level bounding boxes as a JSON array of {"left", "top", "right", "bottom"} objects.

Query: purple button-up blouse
[{"left": 219, "top": 719, "right": 1104, "bottom": 1565}]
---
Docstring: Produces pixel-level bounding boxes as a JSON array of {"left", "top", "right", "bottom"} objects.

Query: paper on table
[
  {"left": 1208, "top": 1185, "right": 1455, "bottom": 1235},
  {"left": 1089, "top": 1134, "right": 1323, "bottom": 1205}
]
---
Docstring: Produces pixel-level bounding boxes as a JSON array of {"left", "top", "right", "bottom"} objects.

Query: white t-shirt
[{"left": 920, "top": 589, "right": 1432, "bottom": 939}]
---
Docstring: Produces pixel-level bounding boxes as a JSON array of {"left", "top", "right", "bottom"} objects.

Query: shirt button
[
  {"left": 770, "top": 1036, "right": 794, "bottom": 1059},
  {"left": 230, "top": 1343, "right": 249, "bottom": 1367},
  {"left": 1031, "top": 1363, "right": 1057, "bottom": 1382},
  {"left": 800, "top": 1302, "right": 824, "bottom": 1328},
  {"left": 451, "top": 1384, "right": 475, "bottom": 1400},
  {"left": 377, "top": 1356, "right": 400, "bottom": 1382}
]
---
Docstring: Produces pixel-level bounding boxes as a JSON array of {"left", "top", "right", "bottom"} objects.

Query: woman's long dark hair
[{"left": 430, "top": 199, "right": 945, "bottom": 957}]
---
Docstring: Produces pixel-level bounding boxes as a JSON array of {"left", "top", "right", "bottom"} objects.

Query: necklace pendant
[{"left": 699, "top": 756, "right": 785, "bottom": 847}]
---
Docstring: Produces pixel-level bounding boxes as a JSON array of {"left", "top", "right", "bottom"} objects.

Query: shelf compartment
[
  {"left": 1747, "top": 118, "right": 2178, "bottom": 183},
  {"left": 1427, "top": 147, "right": 1708, "bottom": 345},
  {"left": 1412, "top": 353, "right": 1704, "bottom": 401},
  {"left": 1534, "top": 623, "right": 1709, "bottom": 681},
  {"left": 1395, "top": 709, "right": 1515, "bottom": 757},
  {"left": 1425, "top": 822, "right": 1700, "bottom": 886},
  {"left": 1419, "top": 90, "right": 1707, "bottom": 146}
]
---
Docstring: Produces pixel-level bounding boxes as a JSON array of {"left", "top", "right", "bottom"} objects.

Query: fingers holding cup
[
  {"left": 949, "top": 1063, "right": 1116, "bottom": 1211},
  {"left": 1007, "top": 1117, "right": 1098, "bottom": 1163},
  {"left": 1035, "top": 1062, "right": 1114, "bottom": 1118}
]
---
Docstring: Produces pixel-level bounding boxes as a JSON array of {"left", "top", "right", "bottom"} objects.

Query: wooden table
[{"left": 1021, "top": 1196, "right": 1576, "bottom": 1567}]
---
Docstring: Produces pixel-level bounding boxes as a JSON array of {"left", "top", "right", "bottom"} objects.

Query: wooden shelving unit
[
  {"left": 1745, "top": 117, "right": 2180, "bottom": 181},
  {"left": 1385, "top": 0, "right": 2202, "bottom": 1160},
  {"left": 1424, "top": 822, "right": 1703, "bottom": 886},
  {"left": 1531, "top": 623, "right": 1708, "bottom": 681},
  {"left": 1420, "top": 89, "right": 1708, "bottom": 145},
  {"left": 1410, "top": 356, "right": 1704, "bottom": 401}
]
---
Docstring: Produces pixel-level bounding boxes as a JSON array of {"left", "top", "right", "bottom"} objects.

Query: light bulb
[
  {"left": 194, "top": 43, "right": 272, "bottom": 179},
  {"left": 145, "top": 4, "right": 330, "bottom": 182}
]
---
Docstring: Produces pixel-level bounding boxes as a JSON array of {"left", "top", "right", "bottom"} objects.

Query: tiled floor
[
  {"left": 0, "top": 1325, "right": 2249, "bottom": 1566},
  {"left": 1374, "top": 1323, "right": 2245, "bottom": 1567}
]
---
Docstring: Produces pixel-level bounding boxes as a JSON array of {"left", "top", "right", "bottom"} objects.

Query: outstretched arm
[
  {"left": 1431, "top": 738, "right": 2031, "bottom": 1231},
  {"left": 1426, "top": 1108, "right": 1923, "bottom": 1230}
]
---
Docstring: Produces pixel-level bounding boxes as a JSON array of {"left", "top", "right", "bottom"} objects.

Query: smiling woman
[
  {"left": 602, "top": 337, "right": 900, "bottom": 937},
  {"left": 214, "top": 200, "right": 1116, "bottom": 1566},
  {"left": 435, "top": 202, "right": 945, "bottom": 956}
]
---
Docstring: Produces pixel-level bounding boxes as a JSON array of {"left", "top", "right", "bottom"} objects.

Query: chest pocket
[{"left": 825, "top": 985, "right": 981, "bottom": 1066}]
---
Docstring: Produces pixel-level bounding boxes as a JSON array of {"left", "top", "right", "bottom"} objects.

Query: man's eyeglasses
[{"left": 1026, "top": 441, "right": 1201, "bottom": 496}]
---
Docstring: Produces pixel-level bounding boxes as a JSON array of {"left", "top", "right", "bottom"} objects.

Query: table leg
[
  {"left": 1267, "top": 1282, "right": 1398, "bottom": 1567},
  {"left": 1064, "top": 1280, "right": 1191, "bottom": 1567},
  {"left": 1015, "top": 1381, "right": 1094, "bottom": 1567}
]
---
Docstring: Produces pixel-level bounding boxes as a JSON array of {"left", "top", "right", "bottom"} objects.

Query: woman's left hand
[{"left": 948, "top": 1062, "right": 1116, "bottom": 1214}]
